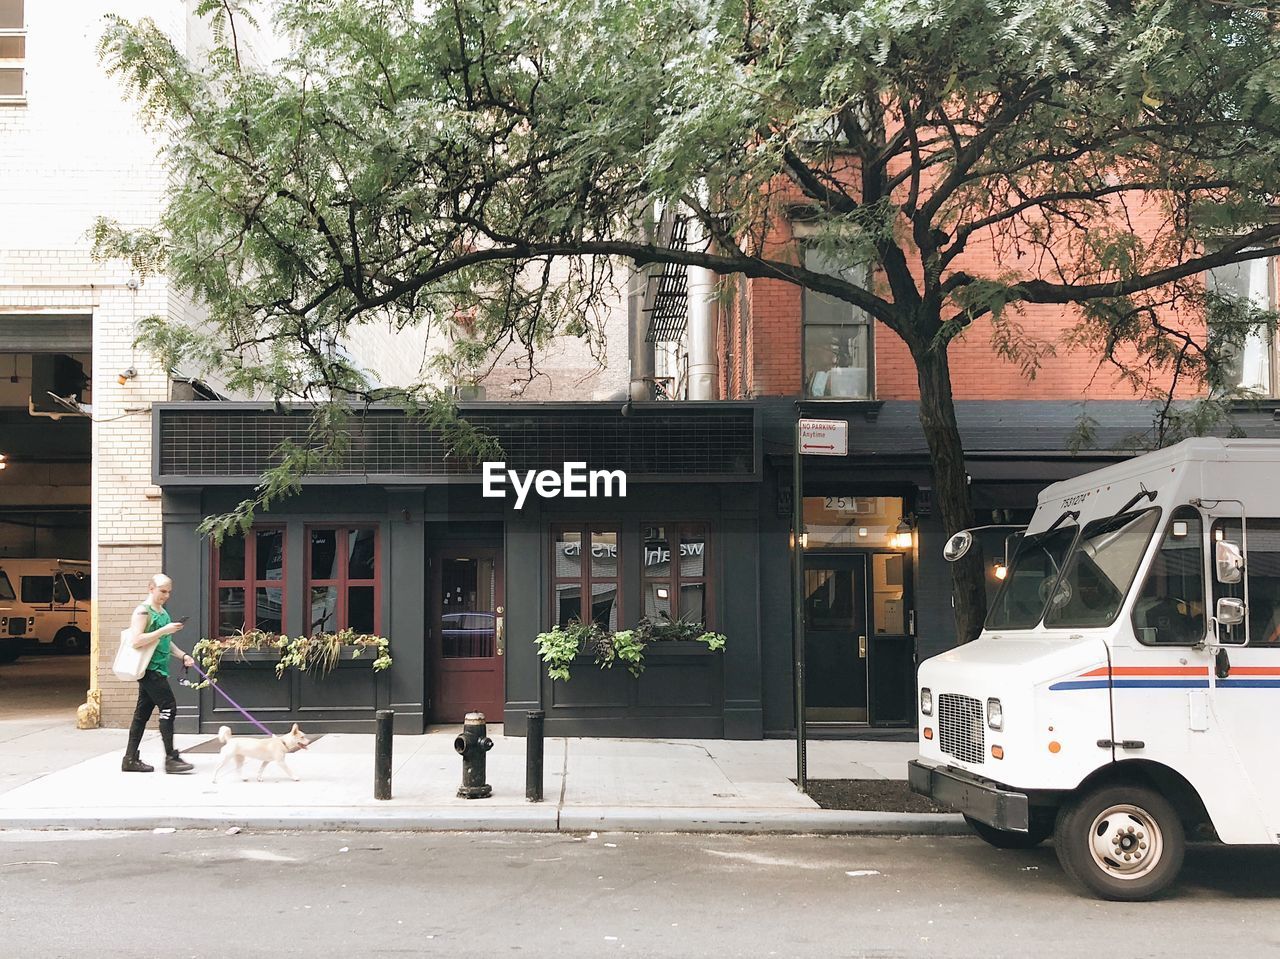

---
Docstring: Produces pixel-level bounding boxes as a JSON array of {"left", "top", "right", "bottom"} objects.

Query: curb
[{"left": 0, "top": 807, "right": 969, "bottom": 835}]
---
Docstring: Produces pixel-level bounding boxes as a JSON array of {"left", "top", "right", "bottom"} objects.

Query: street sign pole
[
  {"left": 793, "top": 415, "right": 849, "bottom": 793},
  {"left": 793, "top": 410, "right": 806, "bottom": 793}
]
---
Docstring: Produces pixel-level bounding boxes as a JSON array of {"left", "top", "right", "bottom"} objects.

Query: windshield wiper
[
  {"left": 1045, "top": 509, "right": 1080, "bottom": 533},
  {"left": 1114, "top": 487, "right": 1157, "bottom": 517}
]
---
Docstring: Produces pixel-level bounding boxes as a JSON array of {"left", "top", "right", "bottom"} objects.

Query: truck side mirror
[
  {"left": 1215, "top": 540, "right": 1243, "bottom": 584},
  {"left": 1216, "top": 596, "right": 1245, "bottom": 626},
  {"left": 943, "top": 531, "right": 973, "bottom": 562}
]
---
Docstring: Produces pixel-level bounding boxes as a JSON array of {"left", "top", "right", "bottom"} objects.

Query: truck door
[
  {"left": 1207, "top": 518, "right": 1280, "bottom": 841},
  {"left": 1111, "top": 506, "right": 1216, "bottom": 770}
]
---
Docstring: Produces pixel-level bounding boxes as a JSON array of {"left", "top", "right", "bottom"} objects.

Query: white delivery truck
[
  {"left": 910, "top": 438, "right": 1280, "bottom": 900},
  {"left": 0, "top": 558, "right": 91, "bottom": 662}
]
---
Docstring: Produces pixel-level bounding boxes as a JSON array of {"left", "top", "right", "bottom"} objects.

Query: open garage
[{"left": 0, "top": 326, "right": 93, "bottom": 717}]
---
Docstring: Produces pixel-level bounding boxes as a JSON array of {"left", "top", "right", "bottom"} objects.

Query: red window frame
[
  {"left": 212, "top": 526, "right": 287, "bottom": 637},
  {"left": 305, "top": 525, "right": 381, "bottom": 635},
  {"left": 642, "top": 522, "right": 710, "bottom": 626},
  {"left": 551, "top": 525, "right": 621, "bottom": 629}
]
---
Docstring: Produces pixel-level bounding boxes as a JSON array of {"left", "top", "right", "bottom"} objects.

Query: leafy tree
[{"left": 98, "top": 0, "right": 1280, "bottom": 639}]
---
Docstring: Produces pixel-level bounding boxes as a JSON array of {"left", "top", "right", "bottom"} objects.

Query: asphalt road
[{"left": 2, "top": 831, "right": 1278, "bottom": 958}]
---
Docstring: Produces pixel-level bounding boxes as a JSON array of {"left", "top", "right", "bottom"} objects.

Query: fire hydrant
[{"left": 454, "top": 711, "right": 494, "bottom": 799}]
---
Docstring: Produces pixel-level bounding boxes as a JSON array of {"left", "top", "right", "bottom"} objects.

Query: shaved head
[{"left": 150, "top": 574, "right": 173, "bottom": 589}]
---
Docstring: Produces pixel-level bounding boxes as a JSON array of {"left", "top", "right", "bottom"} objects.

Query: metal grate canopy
[{"left": 156, "top": 406, "right": 757, "bottom": 482}]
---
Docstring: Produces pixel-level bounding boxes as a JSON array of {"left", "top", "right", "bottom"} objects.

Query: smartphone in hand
[{"left": 177, "top": 615, "right": 190, "bottom": 624}]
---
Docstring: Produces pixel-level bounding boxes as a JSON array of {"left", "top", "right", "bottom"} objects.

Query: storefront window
[
  {"left": 213, "top": 527, "right": 286, "bottom": 636},
  {"left": 553, "top": 526, "right": 619, "bottom": 629},
  {"left": 871, "top": 553, "right": 905, "bottom": 634},
  {"left": 803, "top": 496, "right": 905, "bottom": 548},
  {"left": 642, "top": 523, "right": 708, "bottom": 626},
  {"left": 306, "top": 526, "right": 380, "bottom": 635}
]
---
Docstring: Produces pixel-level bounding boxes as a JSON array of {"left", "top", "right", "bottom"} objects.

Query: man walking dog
[{"left": 121, "top": 573, "right": 196, "bottom": 774}]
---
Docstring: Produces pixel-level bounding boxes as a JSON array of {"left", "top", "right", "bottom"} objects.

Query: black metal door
[{"left": 803, "top": 555, "right": 869, "bottom": 723}]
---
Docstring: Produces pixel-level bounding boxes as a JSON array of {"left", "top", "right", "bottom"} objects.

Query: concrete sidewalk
[{"left": 0, "top": 719, "right": 965, "bottom": 834}]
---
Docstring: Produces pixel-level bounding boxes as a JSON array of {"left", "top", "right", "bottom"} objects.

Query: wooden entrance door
[{"left": 429, "top": 547, "right": 505, "bottom": 724}]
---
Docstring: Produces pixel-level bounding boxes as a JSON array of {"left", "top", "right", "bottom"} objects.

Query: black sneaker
[
  {"left": 164, "top": 755, "right": 194, "bottom": 774},
  {"left": 122, "top": 756, "right": 154, "bottom": 773}
]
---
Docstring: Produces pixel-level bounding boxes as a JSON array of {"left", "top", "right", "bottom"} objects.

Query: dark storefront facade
[
  {"left": 157, "top": 397, "right": 1268, "bottom": 739},
  {"left": 157, "top": 401, "right": 769, "bottom": 738}
]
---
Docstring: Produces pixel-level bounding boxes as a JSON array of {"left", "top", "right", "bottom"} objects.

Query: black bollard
[
  {"left": 374, "top": 709, "right": 394, "bottom": 800},
  {"left": 525, "top": 710, "right": 545, "bottom": 803}
]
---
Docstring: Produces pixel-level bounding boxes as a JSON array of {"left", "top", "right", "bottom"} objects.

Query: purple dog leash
[{"left": 181, "top": 659, "right": 276, "bottom": 737}]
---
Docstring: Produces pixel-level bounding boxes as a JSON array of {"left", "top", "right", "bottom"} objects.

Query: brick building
[
  {"left": 0, "top": 0, "right": 192, "bottom": 728},
  {"left": 710, "top": 207, "right": 1280, "bottom": 728}
]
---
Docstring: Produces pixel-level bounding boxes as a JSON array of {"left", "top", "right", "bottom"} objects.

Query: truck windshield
[
  {"left": 986, "top": 524, "right": 1079, "bottom": 629},
  {"left": 0, "top": 571, "right": 12, "bottom": 601},
  {"left": 1043, "top": 509, "right": 1162, "bottom": 628}
]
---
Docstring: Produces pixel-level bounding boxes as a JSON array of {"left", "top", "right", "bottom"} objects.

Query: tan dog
[{"left": 212, "top": 723, "right": 311, "bottom": 782}]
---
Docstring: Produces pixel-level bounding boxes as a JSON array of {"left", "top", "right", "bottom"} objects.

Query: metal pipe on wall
[
  {"left": 685, "top": 215, "right": 718, "bottom": 401},
  {"left": 628, "top": 208, "right": 657, "bottom": 402}
]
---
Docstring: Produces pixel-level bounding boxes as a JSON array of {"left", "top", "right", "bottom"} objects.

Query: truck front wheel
[
  {"left": 1054, "top": 785, "right": 1185, "bottom": 900},
  {"left": 964, "top": 813, "right": 1053, "bottom": 849}
]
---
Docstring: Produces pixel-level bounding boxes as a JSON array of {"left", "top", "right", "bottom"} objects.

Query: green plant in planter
[
  {"left": 190, "top": 630, "right": 288, "bottom": 689},
  {"left": 633, "top": 614, "right": 727, "bottom": 651},
  {"left": 190, "top": 628, "right": 391, "bottom": 690},
  {"left": 596, "top": 628, "right": 645, "bottom": 677},
  {"left": 535, "top": 620, "right": 604, "bottom": 682},
  {"left": 276, "top": 628, "right": 392, "bottom": 678},
  {"left": 535, "top": 616, "right": 726, "bottom": 681}
]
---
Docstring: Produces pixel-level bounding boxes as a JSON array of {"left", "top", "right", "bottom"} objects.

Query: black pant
[{"left": 125, "top": 670, "right": 177, "bottom": 759}]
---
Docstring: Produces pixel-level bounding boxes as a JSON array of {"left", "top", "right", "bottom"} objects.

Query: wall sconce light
[
  {"left": 0, "top": 452, "right": 7, "bottom": 471},
  {"left": 117, "top": 367, "right": 137, "bottom": 386},
  {"left": 789, "top": 529, "right": 809, "bottom": 550},
  {"left": 857, "top": 527, "right": 868, "bottom": 538},
  {"left": 656, "top": 587, "right": 669, "bottom": 600},
  {"left": 892, "top": 514, "right": 916, "bottom": 549},
  {"left": 994, "top": 563, "right": 1008, "bottom": 580}
]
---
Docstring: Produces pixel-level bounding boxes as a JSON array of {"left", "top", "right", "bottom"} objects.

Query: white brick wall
[{"left": 0, "top": 3, "right": 200, "bottom": 726}]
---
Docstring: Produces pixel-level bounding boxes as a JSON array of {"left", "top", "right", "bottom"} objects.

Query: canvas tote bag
[{"left": 112, "top": 614, "right": 159, "bottom": 682}]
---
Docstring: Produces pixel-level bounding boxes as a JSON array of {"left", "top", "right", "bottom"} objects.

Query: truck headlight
[
  {"left": 920, "top": 687, "right": 933, "bottom": 716},
  {"left": 987, "top": 698, "right": 1003, "bottom": 731}
]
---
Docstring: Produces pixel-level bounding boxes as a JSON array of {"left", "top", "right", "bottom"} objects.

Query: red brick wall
[{"left": 732, "top": 193, "right": 1229, "bottom": 402}]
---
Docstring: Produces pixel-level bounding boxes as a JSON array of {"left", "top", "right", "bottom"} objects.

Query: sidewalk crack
[{"left": 556, "top": 737, "right": 568, "bottom": 830}]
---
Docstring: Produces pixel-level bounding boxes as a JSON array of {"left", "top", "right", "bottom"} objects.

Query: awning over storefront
[{"left": 153, "top": 401, "right": 761, "bottom": 486}]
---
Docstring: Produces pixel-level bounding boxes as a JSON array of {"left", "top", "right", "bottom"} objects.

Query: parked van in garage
[{"left": 0, "top": 559, "right": 91, "bottom": 661}]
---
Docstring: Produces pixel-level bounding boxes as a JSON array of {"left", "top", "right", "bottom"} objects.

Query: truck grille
[{"left": 938, "top": 694, "right": 984, "bottom": 764}]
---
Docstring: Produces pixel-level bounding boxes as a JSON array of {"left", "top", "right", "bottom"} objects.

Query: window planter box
[
  {"left": 544, "top": 640, "right": 724, "bottom": 738},
  {"left": 196, "top": 644, "right": 391, "bottom": 734}
]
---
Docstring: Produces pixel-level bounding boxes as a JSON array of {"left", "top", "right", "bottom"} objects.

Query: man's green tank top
[{"left": 142, "top": 604, "right": 172, "bottom": 677}]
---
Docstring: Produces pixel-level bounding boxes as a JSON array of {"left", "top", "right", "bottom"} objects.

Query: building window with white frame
[
  {"left": 1207, "top": 253, "right": 1277, "bottom": 395},
  {"left": 0, "top": 0, "right": 24, "bottom": 103},
  {"left": 801, "top": 247, "right": 873, "bottom": 399}
]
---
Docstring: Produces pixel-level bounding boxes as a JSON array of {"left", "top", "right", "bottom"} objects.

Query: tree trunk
[{"left": 914, "top": 343, "right": 987, "bottom": 643}]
